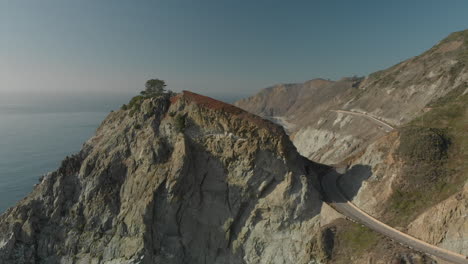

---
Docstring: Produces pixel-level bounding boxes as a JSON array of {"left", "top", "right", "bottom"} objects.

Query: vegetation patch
[
  {"left": 127, "top": 95, "right": 146, "bottom": 116},
  {"left": 368, "top": 71, "right": 395, "bottom": 87},
  {"left": 386, "top": 87, "right": 468, "bottom": 226},
  {"left": 339, "top": 223, "right": 378, "bottom": 254},
  {"left": 174, "top": 114, "right": 186, "bottom": 133},
  {"left": 121, "top": 78, "right": 175, "bottom": 116},
  {"left": 326, "top": 219, "right": 380, "bottom": 263},
  {"left": 448, "top": 61, "right": 466, "bottom": 84},
  {"left": 398, "top": 126, "right": 450, "bottom": 162},
  {"left": 439, "top": 30, "right": 468, "bottom": 46},
  {"left": 368, "top": 70, "right": 384, "bottom": 81},
  {"left": 323, "top": 219, "right": 433, "bottom": 263},
  {"left": 437, "top": 30, "right": 468, "bottom": 64},
  {"left": 428, "top": 82, "right": 467, "bottom": 107}
]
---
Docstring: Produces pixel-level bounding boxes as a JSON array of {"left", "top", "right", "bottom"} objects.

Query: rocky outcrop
[
  {"left": 338, "top": 131, "right": 401, "bottom": 218},
  {"left": 407, "top": 184, "right": 468, "bottom": 256},
  {"left": 0, "top": 91, "right": 329, "bottom": 264}
]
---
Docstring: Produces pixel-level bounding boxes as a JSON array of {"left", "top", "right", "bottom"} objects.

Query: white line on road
[
  {"left": 331, "top": 110, "right": 395, "bottom": 132},
  {"left": 322, "top": 170, "right": 468, "bottom": 263}
]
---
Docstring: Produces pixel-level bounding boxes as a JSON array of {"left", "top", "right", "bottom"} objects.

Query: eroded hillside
[
  {"left": 339, "top": 87, "right": 468, "bottom": 257},
  {"left": 236, "top": 30, "right": 468, "bottom": 165}
]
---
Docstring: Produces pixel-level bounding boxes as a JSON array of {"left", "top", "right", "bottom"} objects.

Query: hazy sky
[{"left": 1, "top": 0, "right": 467, "bottom": 98}]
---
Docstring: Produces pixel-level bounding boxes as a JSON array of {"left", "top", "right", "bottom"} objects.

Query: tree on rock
[{"left": 141, "top": 79, "right": 167, "bottom": 97}]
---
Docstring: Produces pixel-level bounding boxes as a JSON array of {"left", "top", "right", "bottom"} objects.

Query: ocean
[
  {"left": 0, "top": 94, "right": 131, "bottom": 213},
  {"left": 0, "top": 93, "right": 243, "bottom": 213}
]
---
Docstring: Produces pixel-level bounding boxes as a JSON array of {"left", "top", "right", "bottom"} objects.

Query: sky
[{"left": 1, "top": 0, "right": 468, "bottom": 99}]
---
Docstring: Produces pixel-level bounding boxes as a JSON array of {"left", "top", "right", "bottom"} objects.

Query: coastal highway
[
  {"left": 322, "top": 170, "right": 468, "bottom": 264},
  {"left": 331, "top": 110, "right": 395, "bottom": 132}
]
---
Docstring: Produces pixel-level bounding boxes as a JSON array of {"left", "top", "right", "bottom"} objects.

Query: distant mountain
[{"left": 236, "top": 30, "right": 468, "bottom": 165}]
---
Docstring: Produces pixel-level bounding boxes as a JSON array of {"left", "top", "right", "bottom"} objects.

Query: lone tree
[{"left": 141, "top": 79, "right": 167, "bottom": 97}]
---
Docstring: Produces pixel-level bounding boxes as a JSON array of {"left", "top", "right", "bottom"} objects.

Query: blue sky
[{"left": 1, "top": 0, "right": 467, "bottom": 98}]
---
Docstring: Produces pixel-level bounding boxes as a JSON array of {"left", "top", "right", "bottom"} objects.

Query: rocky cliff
[{"left": 0, "top": 91, "right": 332, "bottom": 264}]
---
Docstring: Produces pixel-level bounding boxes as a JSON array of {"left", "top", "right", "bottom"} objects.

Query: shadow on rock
[
  {"left": 320, "top": 164, "right": 372, "bottom": 204},
  {"left": 338, "top": 164, "right": 372, "bottom": 200}
]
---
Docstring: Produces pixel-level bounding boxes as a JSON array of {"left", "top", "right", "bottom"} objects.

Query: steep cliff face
[
  {"left": 236, "top": 30, "right": 468, "bottom": 164},
  {"left": 0, "top": 91, "right": 329, "bottom": 264}
]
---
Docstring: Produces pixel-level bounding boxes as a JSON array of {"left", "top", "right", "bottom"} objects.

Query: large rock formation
[{"left": 0, "top": 91, "right": 329, "bottom": 264}]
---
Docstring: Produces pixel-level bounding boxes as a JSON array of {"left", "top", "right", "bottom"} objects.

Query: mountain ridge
[
  {"left": 235, "top": 29, "right": 468, "bottom": 165},
  {"left": 234, "top": 29, "right": 468, "bottom": 260}
]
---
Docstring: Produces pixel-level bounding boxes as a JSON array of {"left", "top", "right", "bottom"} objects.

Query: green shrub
[
  {"left": 141, "top": 79, "right": 166, "bottom": 97},
  {"left": 174, "top": 114, "right": 186, "bottom": 133},
  {"left": 121, "top": 104, "right": 128, "bottom": 110},
  {"left": 448, "top": 61, "right": 465, "bottom": 84},
  {"left": 397, "top": 126, "right": 450, "bottom": 162},
  {"left": 128, "top": 95, "right": 145, "bottom": 109},
  {"left": 134, "top": 124, "right": 142, "bottom": 130},
  {"left": 340, "top": 224, "right": 378, "bottom": 253},
  {"left": 330, "top": 220, "right": 379, "bottom": 263},
  {"left": 124, "top": 95, "right": 146, "bottom": 116}
]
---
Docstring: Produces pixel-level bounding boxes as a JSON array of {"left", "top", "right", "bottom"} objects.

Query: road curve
[
  {"left": 321, "top": 170, "right": 468, "bottom": 264},
  {"left": 331, "top": 110, "right": 395, "bottom": 132}
]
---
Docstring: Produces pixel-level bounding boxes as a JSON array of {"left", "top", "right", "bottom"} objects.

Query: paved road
[
  {"left": 321, "top": 170, "right": 468, "bottom": 264},
  {"left": 331, "top": 110, "right": 395, "bottom": 132}
]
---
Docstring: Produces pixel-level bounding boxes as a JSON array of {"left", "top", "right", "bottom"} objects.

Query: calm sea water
[
  {"left": 0, "top": 94, "right": 131, "bottom": 213},
  {"left": 0, "top": 93, "right": 242, "bottom": 213}
]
